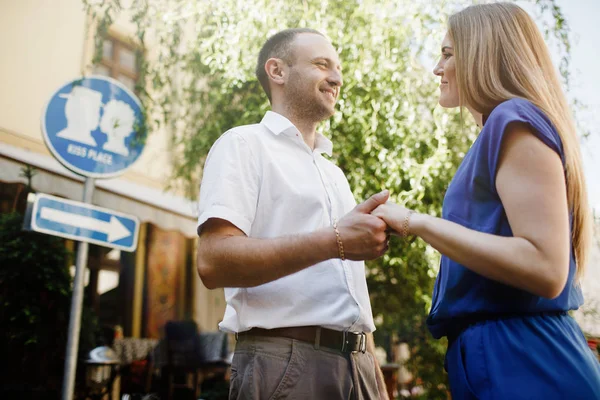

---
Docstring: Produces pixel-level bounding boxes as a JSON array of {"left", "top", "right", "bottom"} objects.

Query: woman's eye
[{"left": 443, "top": 53, "right": 452, "bottom": 60}]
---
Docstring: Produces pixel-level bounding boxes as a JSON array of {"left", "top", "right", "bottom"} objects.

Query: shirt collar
[{"left": 261, "top": 111, "right": 333, "bottom": 156}]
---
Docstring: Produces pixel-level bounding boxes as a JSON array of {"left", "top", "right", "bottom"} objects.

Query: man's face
[{"left": 284, "top": 33, "right": 343, "bottom": 122}]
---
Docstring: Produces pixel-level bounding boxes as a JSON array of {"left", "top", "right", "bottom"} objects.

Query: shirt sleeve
[
  {"left": 197, "top": 130, "right": 259, "bottom": 236},
  {"left": 483, "top": 98, "right": 564, "bottom": 185}
]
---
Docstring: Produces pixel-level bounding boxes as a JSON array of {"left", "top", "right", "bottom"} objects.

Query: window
[{"left": 93, "top": 36, "right": 140, "bottom": 93}]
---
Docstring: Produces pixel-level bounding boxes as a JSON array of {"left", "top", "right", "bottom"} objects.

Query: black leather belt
[{"left": 237, "top": 326, "right": 367, "bottom": 353}]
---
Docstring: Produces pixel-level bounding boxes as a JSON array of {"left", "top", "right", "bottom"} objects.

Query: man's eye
[{"left": 316, "top": 62, "right": 328, "bottom": 67}]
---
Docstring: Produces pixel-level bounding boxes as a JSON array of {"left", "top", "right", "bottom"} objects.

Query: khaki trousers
[{"left": 229, "top": 335, "right": 381, "bottom": 400}]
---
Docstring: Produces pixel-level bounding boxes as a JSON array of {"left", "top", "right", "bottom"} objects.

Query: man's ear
[{"left": 265, "top": 58, "right": 286, "bottom": 87}]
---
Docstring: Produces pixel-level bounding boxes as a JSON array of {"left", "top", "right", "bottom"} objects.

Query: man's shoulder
[
  {"left": 226, "top": 122, "right": 267, "bottom": 140},
  {"left": 209, "top": 122, "right": 267, "bottom": 153}
]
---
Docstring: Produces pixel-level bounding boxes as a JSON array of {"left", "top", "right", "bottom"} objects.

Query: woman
[{"left": 373, "top": 3, "right": 600, "bottom": 399}]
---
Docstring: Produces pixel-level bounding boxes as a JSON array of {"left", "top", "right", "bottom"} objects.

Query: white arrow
[{"left": 40, "top": 207, "right": 131, "bottom": 243}]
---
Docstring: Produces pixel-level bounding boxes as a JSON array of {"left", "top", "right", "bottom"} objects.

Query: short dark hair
[{"left": 255, "top": 28, "right": 324, "bottom": 102}]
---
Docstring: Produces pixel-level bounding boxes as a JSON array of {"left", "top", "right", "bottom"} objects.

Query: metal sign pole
[
  {"left": 41, "top": 76, "right": 144, "bottom": 400},
  {"left": 61, "top": 177, "right": 95, "bottom": 400}
]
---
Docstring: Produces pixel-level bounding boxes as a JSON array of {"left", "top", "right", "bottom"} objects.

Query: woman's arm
[{"left": 373, "top": 122, "right": 570, "bottom": 298}]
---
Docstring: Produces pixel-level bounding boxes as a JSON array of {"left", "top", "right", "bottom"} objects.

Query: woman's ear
[{"left": 265, "top": 58, "right": 286, "bottom": 87}]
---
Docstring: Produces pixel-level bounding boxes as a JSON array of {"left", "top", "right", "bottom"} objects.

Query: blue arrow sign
[
  {"left": 41, "top": 76, "right": 145, "bottom": 178},
  {"left": 31, "top": 193, "right": 140, "bottom": 252}
]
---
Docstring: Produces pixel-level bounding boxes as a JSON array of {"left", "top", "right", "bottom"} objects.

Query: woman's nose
[{"left": 433, "top": 61, "right": 443, "bottom": 77}]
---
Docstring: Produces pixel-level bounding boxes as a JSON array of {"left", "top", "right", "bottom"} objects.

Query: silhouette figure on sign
[
  {"left": 100, "top": 99, "right": 136, "bottom": 156},
  {"left": 56, "top": 86, "right": 103, "bottom": 146}
]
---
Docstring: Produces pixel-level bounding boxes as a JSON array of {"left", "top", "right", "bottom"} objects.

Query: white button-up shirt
[{"left": 197, "top": 111, "right": 375, "bottom": 334}]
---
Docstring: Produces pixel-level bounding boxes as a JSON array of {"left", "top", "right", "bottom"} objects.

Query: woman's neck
[{"left": 466, "top": 106, "right": 484, "bottom": 128}]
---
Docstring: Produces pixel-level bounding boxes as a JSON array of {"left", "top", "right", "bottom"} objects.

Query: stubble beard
[{"left": 286, "top": 74, "right": 334, "bottom": 124}]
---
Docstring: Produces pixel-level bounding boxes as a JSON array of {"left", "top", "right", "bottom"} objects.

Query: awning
[{"left": 0, "top": 143, "right": 199, "bottom": 238}]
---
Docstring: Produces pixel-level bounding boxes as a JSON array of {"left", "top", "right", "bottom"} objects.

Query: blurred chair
[
  {"left": 197, "top": 332, "right": 231, "bottom": 400},
  {"left": 164, "top": 320, "right": 203, "bottom": 400},
  {"left": 197, "top": 331, "right": 229, "bottom": 365}
]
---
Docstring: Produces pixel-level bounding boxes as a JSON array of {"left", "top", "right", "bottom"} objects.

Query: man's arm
[
  {"left": 196, "top": 190, "right": 390, "bottom": 289},
  {"left": 366, "top": 333, "right": 390, "bottom": 400}
]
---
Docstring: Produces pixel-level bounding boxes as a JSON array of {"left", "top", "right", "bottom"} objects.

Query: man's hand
[
  {"left": 337, "top": 190, "right": 390, "bottom": 260},
  {"left": 197, "top": 190, "right": 391, "bottom": 288}
]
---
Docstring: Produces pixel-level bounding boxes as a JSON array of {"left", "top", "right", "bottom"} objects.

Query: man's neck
[{"left": 271, "top": 104, "right": 318, "bottom": 150}]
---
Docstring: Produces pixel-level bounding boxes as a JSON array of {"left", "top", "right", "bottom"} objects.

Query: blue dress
[{"left": 426, "top": 98, "right": 600, "bottom": 399}]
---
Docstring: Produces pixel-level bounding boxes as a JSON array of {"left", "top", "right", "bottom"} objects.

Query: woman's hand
[{"left": 372, "top": 202, "right": 414, "bottom": 236}]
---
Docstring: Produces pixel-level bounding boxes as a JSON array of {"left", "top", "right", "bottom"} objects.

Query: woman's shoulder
[
  {"left": 487, "top": 98, "right": 545, "bottom": 123},
  {"left": 484, "top": 98, "right": 561, "bottom": 149}
]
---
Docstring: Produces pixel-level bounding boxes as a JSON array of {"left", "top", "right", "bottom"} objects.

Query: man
[{"left": 197, "top": 28, "right": 390, "bottom": 400}]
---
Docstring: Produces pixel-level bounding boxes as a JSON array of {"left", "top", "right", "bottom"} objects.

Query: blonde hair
[{"left": 449, "top": 2, "right": 591, "bottom": 282}]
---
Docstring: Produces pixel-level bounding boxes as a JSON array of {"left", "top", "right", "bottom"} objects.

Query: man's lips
[{"left": 320, "top": 88, "right": 337, "bottom": 100}]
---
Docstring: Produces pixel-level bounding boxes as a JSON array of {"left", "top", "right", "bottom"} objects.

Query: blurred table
[
  {"left": 113, "top": 337, "right": 159, "bottom": 365},
  {"left": 85, "top": 346, "right": 122, "bottom": 400}
]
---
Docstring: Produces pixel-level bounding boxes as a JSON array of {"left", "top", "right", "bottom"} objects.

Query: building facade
[{"left": 0, "top": 0, "right": 225, "bottom": 339}]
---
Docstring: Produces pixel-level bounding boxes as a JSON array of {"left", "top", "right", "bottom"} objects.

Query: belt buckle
[{"left": 341, "top": 331, "right": 366, "bottom": 354}]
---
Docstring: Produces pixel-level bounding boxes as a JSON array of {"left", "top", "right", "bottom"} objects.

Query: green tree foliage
[
  {"left": 84, "top": 0, "right": 571, "bottom": 396},
  {"left": 0, "top": 212, "right": 98, "bottom": 398}
]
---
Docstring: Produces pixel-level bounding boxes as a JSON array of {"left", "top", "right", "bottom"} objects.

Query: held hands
[
  {"left": 335, "top": 191, "right": 417, "bottom": 260},
  {"left": 372, "top": 201, "right": 414, "bottom": 237},
  {"left": 336, "top": 190, "right": 391, "bottom": 260}
]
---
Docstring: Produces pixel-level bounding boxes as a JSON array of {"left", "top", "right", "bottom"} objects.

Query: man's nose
[{"left": 328, "top": 70, "right": 343, "bottom": 87}]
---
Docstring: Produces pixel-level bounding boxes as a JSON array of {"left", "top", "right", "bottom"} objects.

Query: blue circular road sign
[{"left": 41, "top": 76, "right": 145, "bottom": 178}]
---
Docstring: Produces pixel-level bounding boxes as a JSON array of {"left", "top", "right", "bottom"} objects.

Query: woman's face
[{"left": 433, "top": 32, "right": 459, "bottom": 108}]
